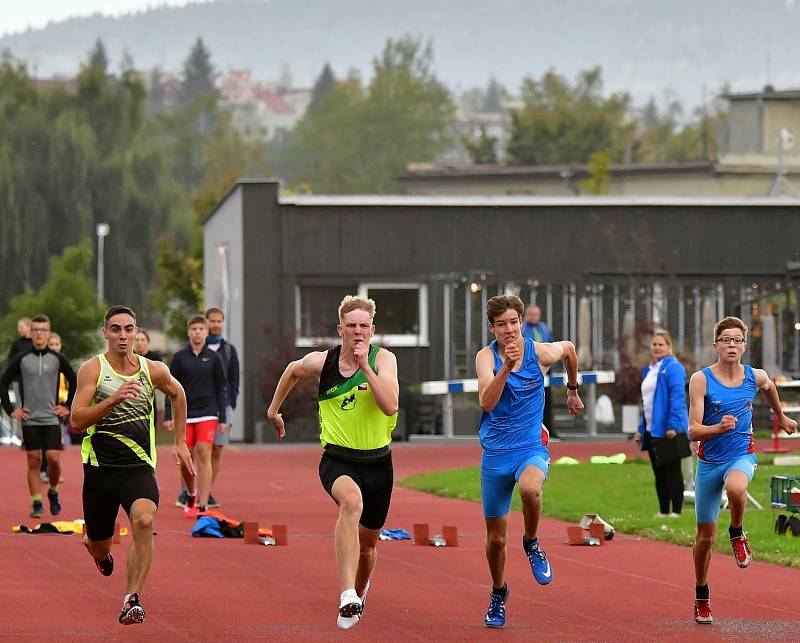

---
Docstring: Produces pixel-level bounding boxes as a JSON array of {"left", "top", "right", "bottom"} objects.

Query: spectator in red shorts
[{"left": 164, "top": 315, "right": 227, "bottom": 515}]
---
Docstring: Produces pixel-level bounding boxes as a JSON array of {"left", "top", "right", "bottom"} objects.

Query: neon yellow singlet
[
  {"left": 317, "top": 345, "right": 397, "bottom": 450},
  {"left": 81, "top": 354, "right": 156, "bottom": 468}
]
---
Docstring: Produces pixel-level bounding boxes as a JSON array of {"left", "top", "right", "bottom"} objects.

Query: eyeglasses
[{"left": 715, "top": 337, "right": 746, "bottom": 345}]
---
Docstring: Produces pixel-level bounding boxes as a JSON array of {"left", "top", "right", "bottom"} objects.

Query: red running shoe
[
  {"left": 694, "top": 599, "right": 713, "bottom": 624},
  {"left": 730, "top": 533, "right": 752, "bottom": 568}
]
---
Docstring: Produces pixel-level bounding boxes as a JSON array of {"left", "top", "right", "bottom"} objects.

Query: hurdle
[{"left": 418, "top": 370, "right": 615, "bottom": 439}]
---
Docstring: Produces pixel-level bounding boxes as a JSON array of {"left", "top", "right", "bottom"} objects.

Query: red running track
[{"left": 0, "top": 440, "right": 798, "bottom": 641}]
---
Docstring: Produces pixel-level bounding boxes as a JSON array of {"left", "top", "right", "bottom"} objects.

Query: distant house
[
  {"left": 219, "top": 69, "right": 310, "bottom": 141},
  {"left": 404, "top": 87, "right": 800, "bottom": 198}
]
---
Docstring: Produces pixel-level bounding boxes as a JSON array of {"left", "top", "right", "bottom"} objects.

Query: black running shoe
[
  {"left": 30, "top": 500, "right": 44, "bottom": 518},
  {"left": 175, "top": 488, "right": 189, "bottom": 508},
  {"left": 47, "top": 489, "right": 61, "bottom": 516},
  {"left": 118, "top": 593, "right": 146, "bottom": 625},
  {"left": 95, "top": 554, "right": 114, "bottom": 577},
  {"left": 207, "top": 493, "right": 220, "bottom": 508}
]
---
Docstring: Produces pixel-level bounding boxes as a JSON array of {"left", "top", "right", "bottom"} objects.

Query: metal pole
[
  {"left": 587, "top": 382, "right": 597, "bottom": 437},
  {"left": 97, "top": 234, "right": 104, "bottom": 306},
  {"left": 96, "top": 223, "right": 109, "bottom": 306},
  {"left": 443, "top": 283, "right": 451, "bottom": 379}
]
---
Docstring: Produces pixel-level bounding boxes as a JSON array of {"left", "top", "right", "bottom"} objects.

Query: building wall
[
  {"left": 205, "top": 181, "right": 800, "bottom": 440},
  {"left": 203, "top": 185, "right": 245, "bottom": 440}
]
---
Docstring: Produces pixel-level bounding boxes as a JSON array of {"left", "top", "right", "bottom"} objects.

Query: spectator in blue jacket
[{"left": 635, "top": 329, "right": 689, "bottom": 516}]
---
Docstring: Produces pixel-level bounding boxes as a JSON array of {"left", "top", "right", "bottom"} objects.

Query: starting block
[
  {"left": 567, "top": 514, "right": 615, "bottom": 546},
  {"left": 413, "top": 523, "right": 459, "bottom": 547},
  {"left": 243, "top": 522, "right": 289, "bottom": 545}
]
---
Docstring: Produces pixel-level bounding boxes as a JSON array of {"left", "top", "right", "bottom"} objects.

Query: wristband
[{"left": 566, "top": 382, "right": 579, "bottom": 391}]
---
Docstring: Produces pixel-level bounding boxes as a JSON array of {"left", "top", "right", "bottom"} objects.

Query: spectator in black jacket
[
  {"left": 204, "top": 307, "right": 240, "bottom": 508},
  {"left": 164, "top": 315, "right": 227, "bottom": 515}
]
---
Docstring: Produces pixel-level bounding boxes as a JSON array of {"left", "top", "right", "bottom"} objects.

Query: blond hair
[
  {"left": 652, "top": 328, "right": 674, "bottom": 353},
  {"left": 714, "top": 316, "right": 748, "bottom": 342},
  {"left": 338, "top": 295, "right": 376, "bottom": 322}
]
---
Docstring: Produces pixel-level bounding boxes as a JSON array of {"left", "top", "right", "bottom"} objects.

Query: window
[
  {"left": 359, "top": 283, "right": 428, "bottom": 347},
  {"left": 295, "top": 283, "right": 428, "bottom": 347}
]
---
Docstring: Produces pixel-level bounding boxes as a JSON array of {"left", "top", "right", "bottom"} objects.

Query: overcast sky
[{"left": 3, "top": 1, "right": 211, "bottom": 36}]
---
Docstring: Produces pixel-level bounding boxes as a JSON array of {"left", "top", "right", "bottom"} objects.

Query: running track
[{"left": 1, "top": 440, "right": 798, "bottom": 641}]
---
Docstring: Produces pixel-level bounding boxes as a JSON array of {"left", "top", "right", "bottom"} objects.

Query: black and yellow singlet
[
  {"left": 81, "top": 354, "right": 156, "bottom": 469},
  {"left": 317, "top": 345, "right": 397, "bottom": 450}
]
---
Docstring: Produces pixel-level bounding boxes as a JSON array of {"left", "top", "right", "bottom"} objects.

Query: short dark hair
[
  {"left": 136, "top": 329, "right": 151, "bottom": 341},
  {"left": 714, "top": 316, "right": 748, "bottom": 342},
  {"left": 30, "top": 314, "right": 50, "bottom": 325},
  {"left": 486, "top": 295, "right": 524, "bottom": 324},
  {"left": 104, "top": 305, "right": 136, "bottom": 327},
  {"left": 187, "top": 314, "right": 208, "bottom": 329},
  {"left": 205, "top": 307, "right": 224, "bottom": 319}
]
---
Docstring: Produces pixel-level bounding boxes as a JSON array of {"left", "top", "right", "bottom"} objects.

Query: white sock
[{"left": 339, "top": 588, "right": 360, "bottom": 608}]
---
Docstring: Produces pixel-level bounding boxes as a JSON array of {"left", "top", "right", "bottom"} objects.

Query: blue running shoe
[
  {"left": 484, "top": 587, "right": 508, "bottom": 628},
  {"left": 525, "top": 538, "right": 553, "bottom": 585}
]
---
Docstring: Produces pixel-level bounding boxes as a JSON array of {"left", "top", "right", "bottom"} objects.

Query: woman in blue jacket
[{"left": 635, "top": 329, "right": 690, "bottom": 516}]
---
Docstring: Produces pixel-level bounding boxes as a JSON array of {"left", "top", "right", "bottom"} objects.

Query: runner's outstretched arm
[{"left": 266, "top": 351, "right": 326, "bottom": 440}]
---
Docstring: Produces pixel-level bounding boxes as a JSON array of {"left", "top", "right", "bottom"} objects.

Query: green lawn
[{"left": 399, "top": 460, "right": 800, "bottom": 567}]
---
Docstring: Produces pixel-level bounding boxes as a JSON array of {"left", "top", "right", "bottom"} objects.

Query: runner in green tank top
[
  {"left": 71, "top": 305, "right": 194, "bottom": 626},
  {"left": 267, "top": 295, "right": 398, "bottom": 630}
]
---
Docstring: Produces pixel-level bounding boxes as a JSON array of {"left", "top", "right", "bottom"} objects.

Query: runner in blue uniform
[
  {"left": 688, "top": 316, "right": 796, "bottom": 625},
  {"left": 476, "top": 295, "right": 584, "bottom": 628}
]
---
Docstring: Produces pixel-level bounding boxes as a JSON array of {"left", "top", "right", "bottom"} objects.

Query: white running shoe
[{"left": 337, "top": 590, "right": 363, "bottom": 630}]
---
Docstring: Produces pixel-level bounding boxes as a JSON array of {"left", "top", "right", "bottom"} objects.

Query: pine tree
[
  {"left": 87, "top": 39, "right": 109, "bottom": 74},
  {"left": 307, "top": 63, "right": 336, "bottom": 114},
  {"left": 179, "top": 37, "right": 217, "bottom": 106}
]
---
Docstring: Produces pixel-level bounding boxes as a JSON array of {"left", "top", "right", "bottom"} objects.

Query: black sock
[
  {"left": 198, "top": 505, "right": 206, "bottom": 512},
  {"left": 695, "top": 584, "right": 709, "bottom": 600},
  {"left": 729, "top": 525, "right": 743, "bottom": 539},
  {"left": 523, "top": 535, "right": 537, "bottom": 551},
  {"left": 491, "top": 583, "right": 508, "bottom": 599}
]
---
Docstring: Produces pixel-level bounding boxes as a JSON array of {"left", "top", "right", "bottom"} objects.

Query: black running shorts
[
  {"left": 82, "top": 465, "right": 160, "bottom": 541},
  {"left": 22, "top": 424, "right": 63, "bottom": 452},
  {"left": 319, "top": 444, "right": 393, "bottom": 531}
]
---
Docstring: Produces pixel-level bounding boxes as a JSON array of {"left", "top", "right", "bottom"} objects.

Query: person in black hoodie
[{"left": 164, "top": 315, "right": 227, "bottom": 515}]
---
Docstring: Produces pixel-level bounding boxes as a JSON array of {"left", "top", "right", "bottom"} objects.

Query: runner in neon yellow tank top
[
  {"left": 71, "top": 305, "right": 195, "bottom": 626},
  {"left": 267, "top": 295, "right": 398, "bottom": 630}
]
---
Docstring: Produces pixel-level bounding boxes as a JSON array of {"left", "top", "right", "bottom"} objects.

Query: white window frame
[{"left": 294, "top": 283, "right": 429, "bottom": 348}]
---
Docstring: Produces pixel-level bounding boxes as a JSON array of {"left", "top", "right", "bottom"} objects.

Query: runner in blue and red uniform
[
  {"left": 475, "top": 295, "right": 584, "bottom": 629},
  {"left": 688, "top": 316, "right": 796, "bottom": 625}
]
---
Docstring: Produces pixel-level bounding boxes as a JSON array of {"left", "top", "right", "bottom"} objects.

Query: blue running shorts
[
  {"left": 481, "top": 447, "right": 550, "bottom": 519},
  {"left": 695, "top": 454, "right": 757, "bottom": 524}
]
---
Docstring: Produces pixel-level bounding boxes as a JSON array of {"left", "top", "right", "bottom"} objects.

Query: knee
[
  {"left": 694, "top": 529, "right": 715, "bottom": 548},
  {"left": 486, "top": 530, "right": 507, "bottom": 551},
  {"left": 27, "top": 453, "right": 42, "bottom": 469},
  {"left": 132, "top": 512, "right": 155, "bottom": 533},
  {"left": 195, "top": 446, "right": 212, "bottom": 463},
  {"left": 519, "top": 484, "right": 542, "bottom": 504},
  {"left": 359, "top": 541, "right": 376, "bottom": 558},
  {"left": 725, "top": 483, "right": 747, "bottom": 502},
  {"left": 338, "top": 492, "right": 363, "bottom": 517}
]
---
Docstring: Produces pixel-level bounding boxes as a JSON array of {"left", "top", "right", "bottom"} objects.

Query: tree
[
  {"left": 307, "top": 63, "right": 336, "bottom": 114},
  {"left": 148, "top": 67, "right": 166, "bottom": 111},
  {"left": 179, "top": 37, "right": 217, "bottom": 107},
  {"left": 87, "top": 39, "right": 109, "bottom": 74},
  {"left": 507, "top": 67, "right": 635, "bottom": 165},
  {"left": 272, "top": 36, "right": 455, "bottom": 193},
  {"left": 0, "top": 242, "right": 105, "bottom": 359},
  {"left": 463, "top": 125, "right": 498, "bottom": 164},
  {"left": 579, "top": 151, "right": 611, "bottom": 194},
  {"left": 481, "top": 77, "right": 505, "bottom": 113}
]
